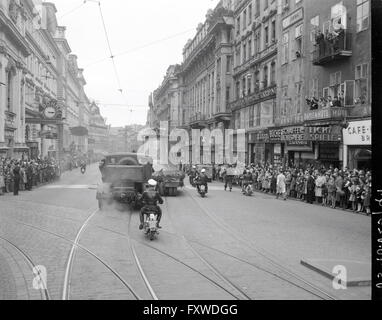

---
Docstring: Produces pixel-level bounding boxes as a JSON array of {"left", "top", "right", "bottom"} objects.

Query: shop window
[
  {"left": 357, "top": 0, "right": 369, "bottom": 32},
  {"left": 355, "top": 63, "right": 368, "bottom": 104}
]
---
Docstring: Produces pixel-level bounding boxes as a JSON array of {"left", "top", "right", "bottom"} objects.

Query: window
[
  {"left": 264, "top": 26, "right": 269, "bottom": 47},
  {"left": 294, "top": 24, "right": 303, "bottom": 58},
  {"left": 281, "top": 32, "right": 289, "bottom": 64},
  {"left": 236, "top": 17, "right": 241, "bottom": 34},
  {"left": 254, "top": 71, "right": 260, "bottom": 92},
  {"left": 226, "top": 86, "right": 230, "bottom": 103},
  {"left": 6, "top": 70, "right": 13, "bottom": 111},
  {"left": 323, "top": 87, "right": 329, "bottom": 98},
  {"left": 248, "top": 4, "right": 252, "bottom": 25},
  {"left": 310, "top": 15, "right": 320, "bottom": 45},
  {"left": 254, "top": 31, "right": 261, "bottom": 56},
  {"left": 226, "top": 55, "right": 232, "bottom": 73},
  {"left": 357, "top": 0, "right": 369, "bottom": 32},
  {"left": 247, "top": 75, "right": 252, "bottom": 95},
  {"left": 329, "top": 71, "right": 342, "bottom": 99},
  {"left": 271, "top": 20, "right": 276, "bottom": 42},
  {"left": 243, "top": 10, "right": 247, "bottom": 30},
  {"left": 243, "top": 43, "right": 247, "bottom": 62},
  {"left": 255, "top": 0, "right": 260, "bottom": 17},
  {"left": 355, "top": 63, "right": 368, "bottom": 104},
  {"left": 242, "top": 78, "right": 246, "bottom": 96},
  {"left": 236, "top": 81, "right": 241, "bottom": 99},
  {"left": 295, "top": 82, "right": 302, "bottom": 113},
  {"left": 263, "top": 65, "right": 268, "bottom": 88},
  {"left": 248, "top": 39, "right": 252, "bottom": 57},
  {"left": 249, "top": 105, "right": 255, "bottom": 127},
  {"left": 310, "top": 78, "right": 318, "bottom": 98},
  {"left": 270, "top": 62, "right": 276, "bottom": 85}
]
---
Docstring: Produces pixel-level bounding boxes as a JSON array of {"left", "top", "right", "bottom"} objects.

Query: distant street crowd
[
  {"left": 0, "top": 157, "right": 61, "bottom": 196},
  {"left": 211, "top": 163, "right": 372, "bottom": 215}
]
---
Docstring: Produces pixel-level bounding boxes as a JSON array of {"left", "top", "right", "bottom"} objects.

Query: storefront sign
[
  {"left": 305, "top": 125, "right": 342, "bottom": 142},
  {"left": 269, "top": 126, "right": 305, "bottom": 142},
  {"left": 269, "top": 125, "right": 341, "bottom": 143},
  {"left": 282, "top": 8, "right": 303, "bottom": 29},
  {"left": 343, "top": 120, "right": 371, "bottom": 145},
  {"left": 249, "top": 130, "right": 270, "bottom": 143}
]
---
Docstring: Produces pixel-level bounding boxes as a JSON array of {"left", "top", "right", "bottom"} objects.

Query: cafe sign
[{"left": 343, "top": 120, "right": 371, "bottom": 146}]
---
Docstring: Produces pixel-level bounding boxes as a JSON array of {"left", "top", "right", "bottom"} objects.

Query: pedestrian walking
[{"left": 276, "top": 170, "right": 287, "bottom": 200}]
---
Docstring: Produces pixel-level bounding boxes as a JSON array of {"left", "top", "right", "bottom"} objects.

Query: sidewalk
[{"left": 209, "top": 178, "right": 371, "bottom": 218}]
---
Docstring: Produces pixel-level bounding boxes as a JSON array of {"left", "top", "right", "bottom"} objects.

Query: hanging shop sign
[{"left": 343, "top": 120, "right": 371, "bottom": 146}]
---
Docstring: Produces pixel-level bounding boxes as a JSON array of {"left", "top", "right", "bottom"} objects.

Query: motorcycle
[
  {"left": 197, "top": 183, "right": 207, "bottom": 198},
  {"left": 143, "top": 210, "right": 160, "bottom": 241},
  {"left": 242, "top": 183, "right": 253, "bottom": 196}
]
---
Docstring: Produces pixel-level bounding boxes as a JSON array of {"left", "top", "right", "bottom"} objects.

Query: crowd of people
[
  {"left": 0, "top": 157, "right": 61, "bottom": 196},
  {"left": 212, "top": 163, "right": 372, "bottom": 215}
]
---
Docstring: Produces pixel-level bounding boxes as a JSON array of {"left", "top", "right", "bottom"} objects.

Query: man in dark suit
[
  {"left": 306, "top": 171, "right": 316, "bottom": 204},
  {"left": 13, "top": 162, "right": 21, "bottom": 196}
]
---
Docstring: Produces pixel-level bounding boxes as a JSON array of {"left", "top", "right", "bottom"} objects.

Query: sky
[{"left": 51, "top": 0, "right": 221, "bottom": 127}]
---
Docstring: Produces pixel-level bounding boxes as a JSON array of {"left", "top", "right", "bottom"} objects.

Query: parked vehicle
[
  {"left": 96, "top": 153, "right": 153, "bottom": 209},
  {"left": 152, "top": 162, "right": 185, "bottom": 196}
]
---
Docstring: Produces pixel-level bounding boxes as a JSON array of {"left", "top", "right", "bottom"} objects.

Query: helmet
[
  {"left": 201, "top": 169, "right": 206, "bottom": 173},
  {"left": 148, "top": 179, "right": 157, "bottom": 187}
]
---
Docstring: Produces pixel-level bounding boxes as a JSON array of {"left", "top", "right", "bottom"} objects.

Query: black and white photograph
[{"left": 0, "top": 0, "right": 380, "bottom": 309}]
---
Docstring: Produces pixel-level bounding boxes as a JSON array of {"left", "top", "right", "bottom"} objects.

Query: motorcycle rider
[
  {"left": 195, "top": 169, "right": 208, "bottom": 194},
  {"left": 139, "top": 179, "right": 164, "bottom": 230},
  {"left": 189, "top": 165, "right": 198, "bottom": 186},
  {"left": 242, "top": 169, "right": 254, "bottom": 194}
]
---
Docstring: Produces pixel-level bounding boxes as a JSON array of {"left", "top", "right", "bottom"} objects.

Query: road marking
[{"left": 41, "top": 185, "right": 98, "bottom": 190}]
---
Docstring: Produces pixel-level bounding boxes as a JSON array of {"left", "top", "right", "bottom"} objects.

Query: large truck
[{"left": 96, "top": 153, "right": 153, "bottom": 209}]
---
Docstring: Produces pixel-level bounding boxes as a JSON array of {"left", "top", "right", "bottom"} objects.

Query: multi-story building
[
  {"left": 275, "top": 0, "right": 371, "bottom": 170},
  {"left": 0, "top": 0, "right": 31, "bottom": 158},
  {"left": 180, "top": 0, "right": 235, "bottom": 163},
  {"left": 88, "top": 101, "right": 108, "bottom": 157},
  {"left": 0, "top": 0, "right": 100, "bottom": 160},
  {"left": 151, "top": 65, "right": 182, "bottom": 131},
  {"left": 231, "top": 0, "right": 279, "bottom": 165}
]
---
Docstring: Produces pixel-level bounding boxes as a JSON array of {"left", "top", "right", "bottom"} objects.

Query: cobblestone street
[{"left": 0, "top": 165, "right": 371, "bottom": 300}]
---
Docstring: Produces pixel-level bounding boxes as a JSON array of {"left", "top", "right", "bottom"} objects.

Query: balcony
[
  {"left": 276, "top": 107, "right": 350, "bottom": 126},
  {"left": 189, "top": 112, "right": 207, "bottom": 129},
  {"left": 312, "top": 29, "right": 352, "bottom": 66}
]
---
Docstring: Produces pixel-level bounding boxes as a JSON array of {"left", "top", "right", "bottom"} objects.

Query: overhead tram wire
[
  {"left": 84, "top": 28, "right": 195, "bottom": 69},
  {"left": 87, "top": 0, "right": 124, "bottom": 95}
]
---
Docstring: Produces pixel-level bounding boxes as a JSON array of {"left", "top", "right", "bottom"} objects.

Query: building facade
[
  {"left": 148, "top": 0, "right": 371, "bottom": 170},
  {"left": 231, "top": 0, "right": 279, "bottom": 165},
  {"left": 0, "top": 0, "right": 102, "bottom": 161},
  {"left": 88, "top": 101, "right": 108, "bottom": 157},
  {"left": 275, "top": 0, "right": 371, "bottom": 170},
  {"left": 0, "top": 0, "right": 31, "bottom": 158}
]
